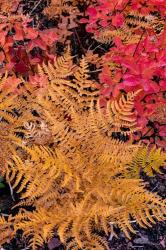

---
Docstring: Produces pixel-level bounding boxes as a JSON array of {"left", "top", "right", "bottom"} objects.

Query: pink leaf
[
  {"left": 112, "top": 13, "right": 124, "bottom": 27},
  {"left": 27, "top": 38, "right": 47, "bottom": 51},
  {"left": 0, "top": 51, "right": 5, "bottom": 62},
  {"left": 39, "top": 29, "right": 58, "bottom": 46},
  {"left": 87, "top": 7, "right": 97, "bottom": 16},
  {"left": 13, "top": 25, "right": 24, "bottom": 40},
  {"left": 29, "top": 74, "right": 48, "bottom": 88},
  {"left": 0, "top": 75, "right": 22, "bottom": 92},
  {"left": 25, "top": 27, "right": 38, "bottom": 39}
]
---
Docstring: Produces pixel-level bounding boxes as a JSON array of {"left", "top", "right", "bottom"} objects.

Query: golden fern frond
[
  {"left": 0, "top": 71, "right": 8, "bottom": 87},
  {"left": 6, "top": 146, "right": 60, "bottom": 199},
  {"left": 37, "top": 54, "right": 99, "bottom": 115},
  {"left": 43, "top": 0, "right": 70, "bottom": 18},
  {"left": 58, "top": 218, "right": 73, "bottom": 244},
  {"left": 90, "top": 90, "right": 141, "bottom": 135},
  {"left": 38, "top": 45, "right": 75, "bottom": 81},
  {"left": 125, "top": 146, "right": 166, "bottom": 178},
  {"left": 125, "top": 11, "right": 164, "bottom": 34},
  {"left": 94, "top": 11, "right": 164, "bottom": 45},
  {"left": 110, "top": 179, "right": 166, "bottom": 238},
  {"left": 13, "top": 208, "right": 54, "bottom": 250},
  {"left": 68, "top": 90, "right": 140, "bottom": 159},
  {"left": 0, "top": 90, "right": 17, "bottom": 111},
  {"left": 0, "top": 92, "right": 30, "bottom": 173},
  {"left": 95, "top": 26, "right": 141, "bottom": 44},
  {"left": 5, "top": 144, "right": 77, "bottom": 204},
  {"left": 0, "top": 215, "right": 14, "bottom": 245},
  {"left": 91, "top": 234, "right": 110, "bottom": 250},
  {"left": 108, "top": 90, "right": 141, "bottom": 132}
]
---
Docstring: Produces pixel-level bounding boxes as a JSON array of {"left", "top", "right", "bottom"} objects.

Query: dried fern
[
  {"left": 95, "top": 11, "right": 164, "bottom": 44},
  {"left": 0, "top": 53, "right": 165, "bottom": 250}
]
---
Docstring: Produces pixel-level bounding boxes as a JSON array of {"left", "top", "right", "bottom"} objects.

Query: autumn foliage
[
  {"left": 81, "top": 0, "right": 166, "bottom": 148},
  {"left": 0, "top": 0, "right": 165, "bottom": 249}
]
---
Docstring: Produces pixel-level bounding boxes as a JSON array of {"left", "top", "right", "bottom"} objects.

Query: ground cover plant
[{"left": 0, "top": 0, "right": 165, "bottom": 250}]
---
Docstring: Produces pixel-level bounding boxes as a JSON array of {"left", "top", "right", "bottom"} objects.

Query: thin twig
[
  {"left": 132, "top": 246, "right": 144, "bottom": 248},
  {"left": 119, "top": 0, "right": 131, "bottom": 13},
  {"left": 8, "top": 181, "right": 15, "bottom": 201},
  {"left": 28, "top": 0, "right": 43, "bottom": 16},
  {"left": 109, "top": 214, "right": 157, "bottom": 226},
  {"left": 133, "top": 30, "right": 145, "bottom": 57},
  {"left": 73, "top": 28, "right": 86, "bottom": 53},
  {"left": 90, "top": 69, "right": 102, "bottom": 73},
  {"left": 0, "top": 213, "right": 9, "bottom": 217},
  {"left": 152, "top": 183, "right": 159, "bottom": 192}
]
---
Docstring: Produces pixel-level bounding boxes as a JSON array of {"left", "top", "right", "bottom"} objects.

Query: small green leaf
[{"left": 0, "top": 183, "right": 5, "bottom": 188}]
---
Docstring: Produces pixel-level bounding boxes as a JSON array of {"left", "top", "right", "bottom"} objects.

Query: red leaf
[
  {"left": 13, "top": 25, "right": 24, "bottom": 40},
  {"left": 79, "top": 18, "right": 89, "bottom": 23},
  {"left": 0, "top": 31, "right": 7, "bottom": 46},
  {"left": 0, "top": 23, "right": 8, "bottom": 30},
  {"left": 3, "top": 36, "right": 14, "bottom": 52},
  {"left": 0, "top": 51, "right": 5, "bottom": 62},
  {"left": 156, "top": 138, "right": 166, "bottom": 149},
  {"left": 14, "top": 61, "right": 29, "bottom": 73},
  {"left": 39, "top": 29, "right": 58, "bottom": 46},
  {"left": 112, "top": 13, "right": 124, "bottom": 27},
  {"left": 0, "top": 75, "right": 22, "bottom": 92},
  {"left": 5, "top": 62, "right": 15, "bottom": 71},
  {"left": 25, "top": 27, "right": 38, "bottom": 40},
  {"left": 27, "top": 38, "right": 47, "bottom": 52},
  {"left": 29, "top": 56, "right": 42, "bottom": 65},
  {"left": 87, "top": 7, "right": 97, "bottom": 17},
  {"left": 29, "top": 74, "right": 48, "bottom": 88}
]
